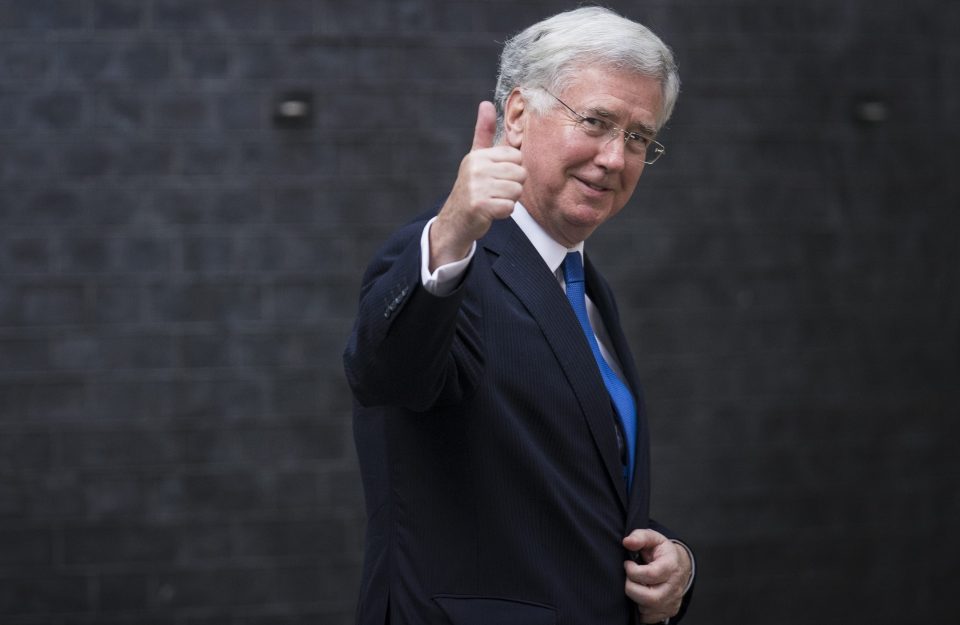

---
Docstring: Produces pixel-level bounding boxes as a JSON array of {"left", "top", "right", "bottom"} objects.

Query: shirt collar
[{"left": 511, "top": 202, "right": 584, "bottom": 275}]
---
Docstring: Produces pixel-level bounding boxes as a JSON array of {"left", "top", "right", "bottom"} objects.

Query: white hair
[{"left": 493, "top": 6, "right": 680, "bottom": 139}]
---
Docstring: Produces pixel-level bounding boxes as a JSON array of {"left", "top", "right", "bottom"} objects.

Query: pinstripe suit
[{"left": 344, "top": 211, "right": 684, "bottom": 625}]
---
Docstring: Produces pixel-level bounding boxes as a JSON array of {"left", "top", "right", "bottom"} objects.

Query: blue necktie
[{"left": 562, "top": 252, "right": 637, "bottom": 488}]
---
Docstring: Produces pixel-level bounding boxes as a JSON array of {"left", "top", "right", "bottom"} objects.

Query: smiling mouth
[{"left": 576, "top": 177, "right": 610, "bottom": 193}]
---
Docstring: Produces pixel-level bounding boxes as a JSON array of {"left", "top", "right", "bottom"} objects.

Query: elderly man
[{"left": 344, "top": 7, "right": 694, "bottom": 624}]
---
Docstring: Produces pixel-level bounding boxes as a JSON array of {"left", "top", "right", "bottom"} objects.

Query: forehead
[{"left": 559, "top": 66, "right": 663, "bottom": 129}]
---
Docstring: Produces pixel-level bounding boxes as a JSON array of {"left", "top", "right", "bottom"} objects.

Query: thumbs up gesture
[{"left": 428, "top": 101, "right": 526, "bottom": 271}]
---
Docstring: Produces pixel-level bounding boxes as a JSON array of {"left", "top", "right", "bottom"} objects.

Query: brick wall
[{"left": 1, "top": 1, "right": 957, "bottom": 624}]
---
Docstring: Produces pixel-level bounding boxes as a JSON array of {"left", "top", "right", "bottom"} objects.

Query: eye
[
  {"left": 579, "top": 116, "right": 610, "bottom": 135},
  {"left": 626, "top": 132, "right": 650, "bottom": 146}
]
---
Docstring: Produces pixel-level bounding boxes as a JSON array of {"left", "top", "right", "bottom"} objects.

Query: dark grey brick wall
[{"left": 1, "top": 1, "right": 957, "bottom": 624}]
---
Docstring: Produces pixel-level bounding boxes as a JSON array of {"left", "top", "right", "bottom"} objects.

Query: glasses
[{"left": 547, "top": 91, "right": 666, "bottom": 165}]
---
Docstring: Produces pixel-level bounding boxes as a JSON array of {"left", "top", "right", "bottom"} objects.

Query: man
[{"left": 344, "top": 7, "right": 694, "bottom": 624}]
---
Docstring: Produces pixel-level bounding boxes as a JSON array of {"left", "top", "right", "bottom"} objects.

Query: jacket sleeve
[{"left": 342, "top": 218, "right": 484, "bottom": 411}]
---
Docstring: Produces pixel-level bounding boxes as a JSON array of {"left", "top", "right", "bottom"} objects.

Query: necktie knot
[{"left": 562, "top": 251, "right": 584, "bottom": 285}]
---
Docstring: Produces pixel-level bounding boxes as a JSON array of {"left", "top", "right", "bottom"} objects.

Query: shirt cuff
[{"left": 419, "top": 216, "right": 476, "bottom": 296}]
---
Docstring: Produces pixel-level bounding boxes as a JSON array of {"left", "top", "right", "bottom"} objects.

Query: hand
[
  {"left": 428, "top": 101, "right": 526, "bottom": 271},
  {"left": 623, "top": 529, "right": 691, "bottom": 624}
]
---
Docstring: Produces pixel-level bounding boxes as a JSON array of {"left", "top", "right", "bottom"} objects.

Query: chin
[{"left": 568, "top": 204, "right": 611, "bottom": 228}]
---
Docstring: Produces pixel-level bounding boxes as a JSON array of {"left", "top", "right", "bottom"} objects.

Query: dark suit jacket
[{"left": 344, "top": 212, "right": 690, "bottom": 625}]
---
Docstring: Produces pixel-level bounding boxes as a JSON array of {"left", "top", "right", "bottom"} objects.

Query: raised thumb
[{"left": 470, "top": 101, "right": 497, "bottom": 151}]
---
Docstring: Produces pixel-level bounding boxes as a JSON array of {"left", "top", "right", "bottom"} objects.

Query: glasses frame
[{"left": 546, "top": 91, "right": 666, "bottom": 165}]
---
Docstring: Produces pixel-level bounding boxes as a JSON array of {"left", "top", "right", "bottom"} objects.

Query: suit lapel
[{"left": 483, "top": 220, "right": 629, "bottom": 511}]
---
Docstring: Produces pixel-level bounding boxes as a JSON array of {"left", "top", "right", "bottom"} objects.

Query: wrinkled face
[{"left": 504, "top": 66, "right": 664, "bottom": 247}]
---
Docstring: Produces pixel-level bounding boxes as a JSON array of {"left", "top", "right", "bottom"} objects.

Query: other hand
[{"left": 623, "top": 529, "right": 691, "bottom": 624}]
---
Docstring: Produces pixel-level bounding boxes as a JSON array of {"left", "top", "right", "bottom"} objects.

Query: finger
[
  {"left": 625, "top": 559, "right": 668, "bottom": 586},
  {"left": 623, "top": 529, "right": 667, "bottom": 554},
  {"left": 485, "top": 180, "right": 524, "bottom": 204},
  {"left": 482, "top": 145, "right": 524, "bottom": 165},
  {"left": 625, "top": 578, "right": 664, "bottom": 617},
  {"left": 459, "top": 150, "right": 524, "bottom": 186},
  {"left": 479, "top": 198, "right": 519, "bottom": 220},
  {"left": 484, "top": 160, "right": 527, "bottom": 183},
  {"left": 626, "top": 576, "right": 679, "bottom": 625},
  {"left": 471, "top": 101, "right": 497, "bottom": 151}
]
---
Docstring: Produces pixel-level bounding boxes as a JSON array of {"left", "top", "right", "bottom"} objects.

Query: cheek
[
  {"left": 527, "top": 131, "right": 588, "bottom": 170},
  {"left": 527, "top": 148, "right": 573, "bottom": 189}
]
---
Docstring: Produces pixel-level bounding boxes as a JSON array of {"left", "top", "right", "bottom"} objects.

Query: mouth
[{"left": 575, "top": 176, "right": 612, "bottom": 194}]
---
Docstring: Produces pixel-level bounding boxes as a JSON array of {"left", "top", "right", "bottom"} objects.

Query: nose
[{"left": 593, "top": 134, "right": 627, "bottom": 172}]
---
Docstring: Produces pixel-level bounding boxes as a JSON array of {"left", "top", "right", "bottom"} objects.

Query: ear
[{"left": 503, "top": 88, "right": 526, "bottom": 148}]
